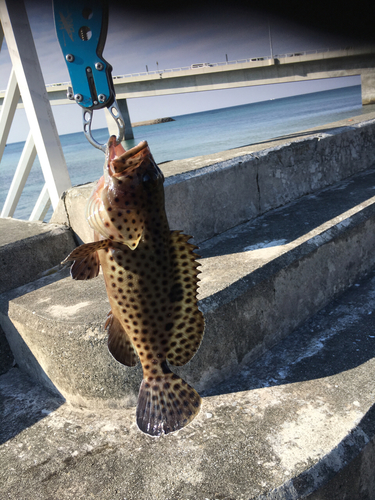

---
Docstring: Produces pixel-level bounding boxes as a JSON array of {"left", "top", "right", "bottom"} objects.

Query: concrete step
[
  {"left": 0, "top": 218, "right": 76, "bottom": 294},
  {"left": 51, "top": 115, "right": 375, "bottom": 245},
  {"left": 2, "top": 166, "right": 375, "bottom": 407},
  {"left": 1, "top": 265, "right": 375, "bottom": 499}
]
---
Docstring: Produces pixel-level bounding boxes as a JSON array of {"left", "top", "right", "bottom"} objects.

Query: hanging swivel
[{"left": 53, "top": 0, "right": 125, "bottom": 152}]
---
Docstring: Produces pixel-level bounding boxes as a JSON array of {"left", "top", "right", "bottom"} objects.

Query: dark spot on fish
[
  {"left": 147, "top": 353, "right": 153, "bottom": 359},
  {"left": 108, "top": 207, "right": 112, "bottom": 211},
  {"left": 165, "top": 322, "right": 173, "bottom": 331},
  {"left": 114, "top": 198, "right": 119, "bottom": 202}
]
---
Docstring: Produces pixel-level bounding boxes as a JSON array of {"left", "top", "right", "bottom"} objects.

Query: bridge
[{"left": 1, "top": 46, "right": 375, "bottom": 140}]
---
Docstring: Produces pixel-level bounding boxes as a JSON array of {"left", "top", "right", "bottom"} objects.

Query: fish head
[{"left": 86, "top": 136, "right": 165, "bottom": 249}]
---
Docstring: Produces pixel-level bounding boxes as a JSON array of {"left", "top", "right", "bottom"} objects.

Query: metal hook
[{"left": 82, "top": 99, "right": 125, "bottom": 152}]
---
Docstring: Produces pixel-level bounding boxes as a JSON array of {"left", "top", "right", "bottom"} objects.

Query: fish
[{"left": 63, "top": 135, "right": 205, "bottom": 436}]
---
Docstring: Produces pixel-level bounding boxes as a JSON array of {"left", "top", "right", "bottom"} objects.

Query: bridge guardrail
[{"left": 42, "top": 46, "right": 372, "bottom": 88}]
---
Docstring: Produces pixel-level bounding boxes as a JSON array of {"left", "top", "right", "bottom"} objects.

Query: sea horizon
[{"left": 2, "top": 84, "right": 375, "bottom": 221}]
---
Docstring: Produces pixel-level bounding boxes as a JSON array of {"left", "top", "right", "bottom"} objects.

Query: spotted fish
[{"left": 63, "top": 136, "right": 205, "bottom": 436}]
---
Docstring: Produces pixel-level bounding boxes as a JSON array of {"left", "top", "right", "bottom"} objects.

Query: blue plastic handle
[{"left": 53, "top": 0, "right": 114, "bottom": 109}]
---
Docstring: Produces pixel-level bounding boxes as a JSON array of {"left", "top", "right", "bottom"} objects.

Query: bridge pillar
[
  {"left": 361, "top": 71, "right": 375, "bottom": 105},
  {"left": 105, "top": 97, "right": 134, "bottom": 140}
]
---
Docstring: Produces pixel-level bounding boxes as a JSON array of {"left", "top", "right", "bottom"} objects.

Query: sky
[{"left": 0, "top": 0, "right": 373, "bottom": 143}]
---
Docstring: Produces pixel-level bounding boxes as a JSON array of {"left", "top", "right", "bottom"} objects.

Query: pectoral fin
[{"left": 62, "top": 239, "right": 111, "bottom": 280}]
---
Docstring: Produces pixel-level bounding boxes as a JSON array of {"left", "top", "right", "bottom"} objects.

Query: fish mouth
[{"left": 107, "top": 135, "right": 148, "bottom": 175}]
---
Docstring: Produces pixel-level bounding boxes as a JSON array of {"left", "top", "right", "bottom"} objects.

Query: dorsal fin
[
  {"left": 105, "top": 311, "right": 139, "bottom": 367},
  {"left": 165, "top": 231, "right": 205, "bottom": 367}
]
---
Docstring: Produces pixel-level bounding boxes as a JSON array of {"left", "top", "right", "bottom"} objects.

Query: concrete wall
[{"left": 51, "top": 118, "right": 375, "bottom": 245}]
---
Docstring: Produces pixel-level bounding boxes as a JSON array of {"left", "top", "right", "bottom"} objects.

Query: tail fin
[{"left": 136, "top": 368, "right": 201, "bottom": 437}]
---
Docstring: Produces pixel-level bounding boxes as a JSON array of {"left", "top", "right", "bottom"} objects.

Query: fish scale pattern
[{"left": 64, "top": 137, "right": 204, "bottom": 436}]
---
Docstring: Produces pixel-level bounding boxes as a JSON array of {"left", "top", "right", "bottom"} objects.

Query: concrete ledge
[
  {"left": 1, "top": 265, "right": 375, "bottom": 499},
  {"left": 3, "top": 167, "right": 375, "bottom": 406},
  {"left": 51, "top": 116, "right": 375, "bottom": 244},
  {"left": 0, "top": 218, "right": 76, "bottom": 294}
]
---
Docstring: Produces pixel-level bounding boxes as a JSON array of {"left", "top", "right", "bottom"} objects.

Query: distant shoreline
[{"left": 132, "top": 117, "right": 175, "bottom": 127}]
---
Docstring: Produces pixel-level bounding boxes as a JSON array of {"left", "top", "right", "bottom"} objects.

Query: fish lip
[
  {"left": 113, "top": 140, "right": 148, "bottom": 166},
  {"left": 107, "top": 137, "right": 149, "bottom": 177}
]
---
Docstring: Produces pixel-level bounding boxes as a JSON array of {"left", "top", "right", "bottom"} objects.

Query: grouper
[{"left": 63, "top": 136, "right": 205, "bottom": 436}]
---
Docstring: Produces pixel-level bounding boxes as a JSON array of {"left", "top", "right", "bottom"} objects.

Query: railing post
[{"left": 0, "top": 0, "right": 71, "bottom": 213}]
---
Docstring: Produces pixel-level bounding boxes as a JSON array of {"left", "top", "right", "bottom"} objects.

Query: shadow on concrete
[
  {"left": 290, "top": 402, "right": 375, "bottom": 499},
  {"left": 0, "top": 368, "right": 65, "bottom": 446},
  {"left": 0, "top": 269, "right": 69, "bottom": 445},
  {"left": 199, "top": 166, "right": 375, "bottom": 261},
  {"left": 203, "top": 265, "right": 375, "bottom": 398}
]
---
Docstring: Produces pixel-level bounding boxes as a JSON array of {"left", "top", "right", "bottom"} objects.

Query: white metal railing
[{"left": 0, "top": 0, "right": 71, "bottom": 221}]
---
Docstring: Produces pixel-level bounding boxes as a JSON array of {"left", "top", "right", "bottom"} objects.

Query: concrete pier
[{"left": 2, "top": 112, "right": 375, "bottom": 498}]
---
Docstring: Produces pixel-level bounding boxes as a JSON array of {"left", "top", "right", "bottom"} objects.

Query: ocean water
[{"left": 1, "top": 85, "right": 374, "bottom": 221}]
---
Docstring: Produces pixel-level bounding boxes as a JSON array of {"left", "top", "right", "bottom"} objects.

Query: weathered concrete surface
[
  {"left": 0, "top": 324, "right": 13, "bottom": 376},
  {"left": 3, "top": 167, "right": 375, "bottom": 406},
  {"left": 2, "top": 267, "right": 375, "bottom": 499},
  {"left": 0, "top": 218, "right": 76, "bottom": 294},
  {"left": 51, "top": 113, "right": 375, "bottom": 244}
]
